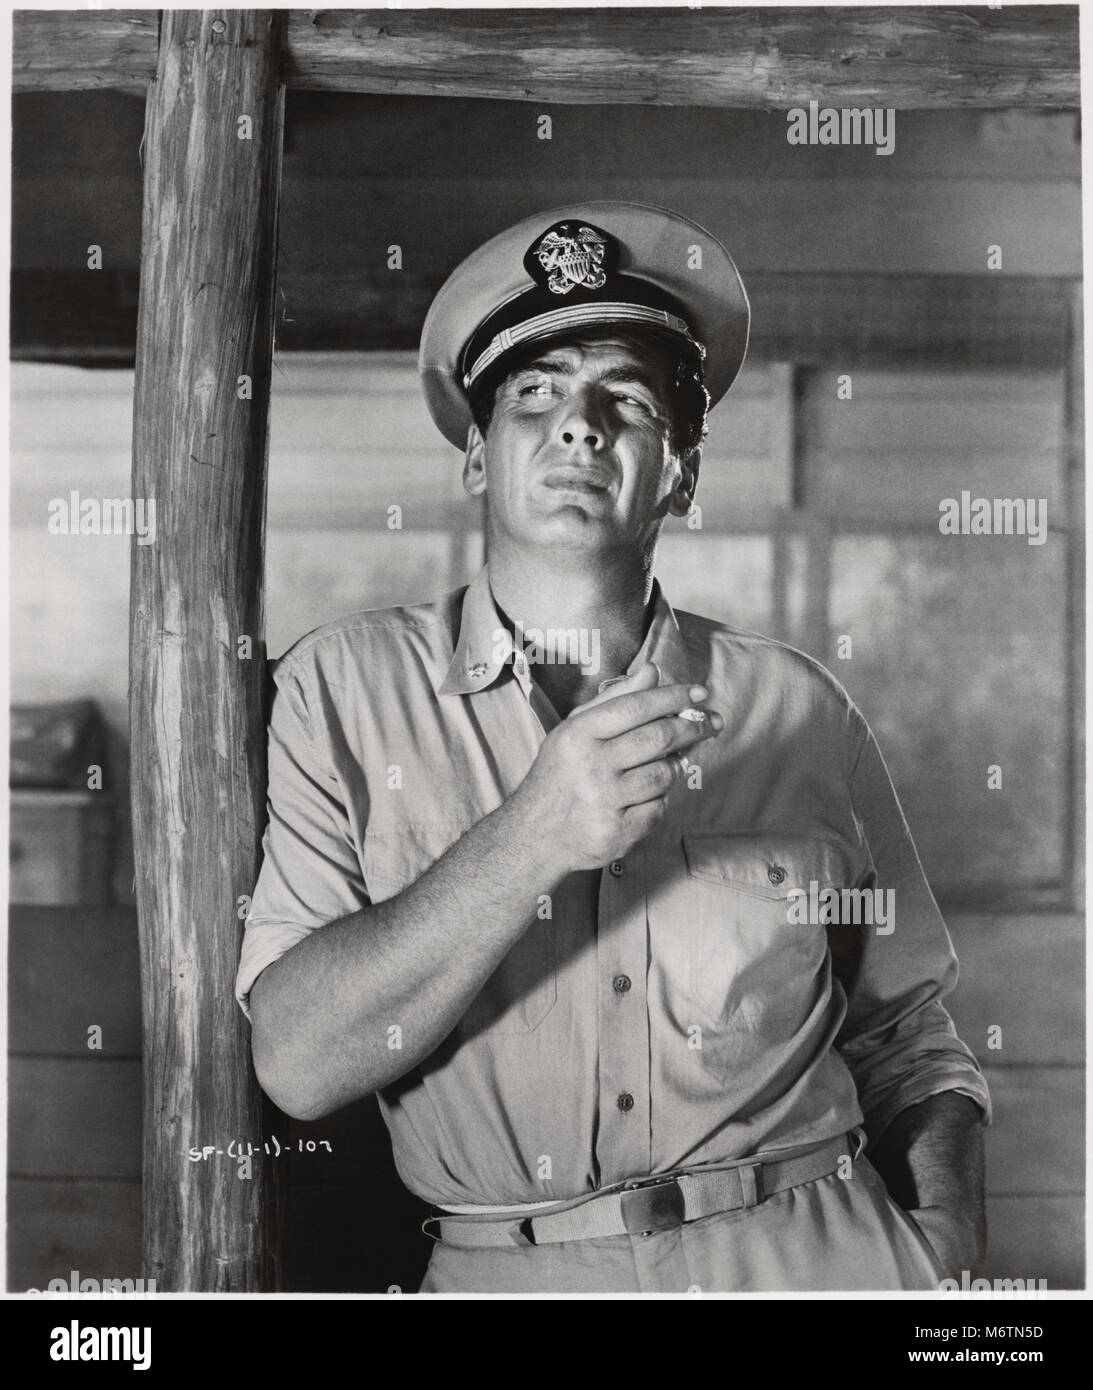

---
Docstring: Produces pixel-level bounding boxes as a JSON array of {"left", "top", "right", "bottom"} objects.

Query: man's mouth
[{"left": 542, "top": 468, "right": 614, "bottom": 494}]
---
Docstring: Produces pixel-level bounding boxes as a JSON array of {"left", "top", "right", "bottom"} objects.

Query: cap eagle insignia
[{"left": 532, "top": 224, "right": 609, "bottom": 295}]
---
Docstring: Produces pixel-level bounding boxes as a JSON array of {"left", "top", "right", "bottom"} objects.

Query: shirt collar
[
  {"left": 438, "top": 565, "right": 694, "bottom": 697},
  {"left": 438, "top": 567, "right": 515, "bottom": 696}
]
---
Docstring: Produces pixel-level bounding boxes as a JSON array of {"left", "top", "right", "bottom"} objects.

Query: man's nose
[{"left": 557, "top": 386, "right": 608, "bottom": 451}]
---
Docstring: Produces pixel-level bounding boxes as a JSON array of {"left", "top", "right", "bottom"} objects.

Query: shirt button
[
  {"left": 617, "top": 1092, "right": 635, "bottom": 1112},
  {"left": 613, "top": 974, "right": 632, "bottom": 994},
  {"left": 768, "top": 864, "right": 786, "bottom": 885},
  {"left": 609, "top": 860, "right": 625, "bottom": 877}
]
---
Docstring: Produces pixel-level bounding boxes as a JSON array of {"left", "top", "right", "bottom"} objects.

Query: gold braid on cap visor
[{"left": 462, "top": 301, "right": 704, "bottom": 391}]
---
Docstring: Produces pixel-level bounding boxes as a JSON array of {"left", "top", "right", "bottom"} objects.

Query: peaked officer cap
[{"left": 419, "top": 200, "right": 750, "bottom": 448}]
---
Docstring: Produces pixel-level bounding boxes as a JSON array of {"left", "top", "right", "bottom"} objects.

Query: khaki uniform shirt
[{"left": 236, "top": 566, "right": 991, "bottom": 1208}]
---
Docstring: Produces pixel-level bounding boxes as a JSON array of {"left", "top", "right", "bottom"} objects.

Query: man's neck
[{"left": 486, "top": 545, "right": 655, "bottom": 716}]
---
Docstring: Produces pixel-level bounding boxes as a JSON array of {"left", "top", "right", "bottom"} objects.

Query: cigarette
[{"left": 678, "top": 708, "right": 707, "bottom": 723}]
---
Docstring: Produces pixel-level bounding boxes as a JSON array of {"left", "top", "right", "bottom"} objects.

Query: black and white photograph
[{"left": 4, "top": 0, "right": 1086, "bottom": 1334}]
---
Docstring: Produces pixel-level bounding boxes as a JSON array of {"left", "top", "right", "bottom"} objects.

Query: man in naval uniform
[{"left": 235, "top": 202, "right": 991, "bottom": 1293}]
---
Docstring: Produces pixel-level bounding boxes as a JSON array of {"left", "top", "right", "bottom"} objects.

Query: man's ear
[
  {"left": 462, "top": 422, "right": 488, "bottom": 498},
  {"left": 668, "top": 446, "right": 701, "bottom": 517}
]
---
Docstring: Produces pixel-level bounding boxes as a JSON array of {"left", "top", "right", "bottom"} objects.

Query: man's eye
[
  {"left": 612, "top": 392, "right": 654, "bottom": 413},
  {"left": 518, "top": 380, "right": 555, "bottom": 399}
]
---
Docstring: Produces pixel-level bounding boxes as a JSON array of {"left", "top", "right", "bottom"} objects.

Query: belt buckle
[{"left": 619, "top": 1174, "right": 685, "bottom": 1235}]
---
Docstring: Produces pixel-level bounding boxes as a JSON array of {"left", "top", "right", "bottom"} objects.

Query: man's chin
[
  {"left": 526, "top": 510, "right": 625, "bottom": 548},
  {"left": 493, "top": 505, "right": 659, "bottom": 557}
]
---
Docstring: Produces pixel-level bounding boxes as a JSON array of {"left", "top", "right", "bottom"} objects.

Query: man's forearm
[
  {"left": 250, "top": 788, "right": 567, "bottom": 1118},
  {"left": 869, "top": 1091, "right": 987, "bottom": 1268}
]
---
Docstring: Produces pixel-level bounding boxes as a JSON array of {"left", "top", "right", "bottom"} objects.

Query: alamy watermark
[
  {"left": 47, "top": 492, "right": 156, "bottom": 545},
  {"left": 491, "top": 621, "right": 601, "bottom": 673},
  {"left": 937, "top": 1271, "right": 1048, "bottom": 1298},
  {"left": 29, "top": 1270, "right": 156, "bottom": 1297},
  {"left": 49, "top": 1320, "right": 152, "bottom": 1370},
  {"left": 938, "top": 493, "right": 1047, "bottom": 546},
  {"left": 786, "top": 882, "right": 894, "bottom": 935},
  {"left": 786, "top": 100, "right": 895, "bottom": 156}
]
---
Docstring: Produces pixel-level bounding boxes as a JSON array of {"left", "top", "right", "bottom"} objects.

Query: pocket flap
[{"left": 682, "top": 831, "right": 854, "bottom": 899}]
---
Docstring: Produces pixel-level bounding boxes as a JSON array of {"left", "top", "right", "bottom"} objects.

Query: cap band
[{"left": 463, "top": 302, "right": 702, "bottom": 390}]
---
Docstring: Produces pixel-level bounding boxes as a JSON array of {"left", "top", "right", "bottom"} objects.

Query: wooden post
[{"left": 129, "top": 10, "right": 285, "bottom": 1291}]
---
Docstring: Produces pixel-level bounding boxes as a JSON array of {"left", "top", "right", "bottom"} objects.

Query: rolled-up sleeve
[
  {"left": 234, "top": 658, "right": 370, "bottom": 1018},
  {"left": 835, "top": 713, "right": 992, "bottom": 1139}
]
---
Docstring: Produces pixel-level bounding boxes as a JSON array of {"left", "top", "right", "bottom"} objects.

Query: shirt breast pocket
[
  {"left": 364, "top": 820, "right": 557, "bottom": 1037},
  {"left": 681, "top": 830, "right": 854, "bottom": 1034}
]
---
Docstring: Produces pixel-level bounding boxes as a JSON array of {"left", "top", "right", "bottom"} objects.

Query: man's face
[{"left": 463, "top": 334, "right": 698, "bottom": 560}]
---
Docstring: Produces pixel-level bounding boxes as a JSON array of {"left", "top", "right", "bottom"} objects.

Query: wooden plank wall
[
  {"left": 947, "top": 916, "right": 1084, "bottom": 1287},
  {"left": 7, "top": 907, "right": 142, "bottom": 1290}
]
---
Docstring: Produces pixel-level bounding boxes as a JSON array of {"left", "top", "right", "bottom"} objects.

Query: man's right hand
[{"left": 509, "top": 661, "right": 723, "bottom": 875}]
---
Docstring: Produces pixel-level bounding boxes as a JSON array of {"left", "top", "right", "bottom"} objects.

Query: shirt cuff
[
  {"left": 234, "top": 918, "right": 315, "bottom": 1019},
  {"left": 868, "top": 1074, "right": 993, "bottom": 1145}
]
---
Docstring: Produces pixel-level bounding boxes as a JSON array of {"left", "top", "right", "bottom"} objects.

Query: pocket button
[{"left": 767, "top": 864, "right": 786, "bottom": 886}]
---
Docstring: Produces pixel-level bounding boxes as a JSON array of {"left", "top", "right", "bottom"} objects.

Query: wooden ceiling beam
[
  {"left": 13, "top": 10, "right": 159, "bottom": 92},
  {"left": 14, "top": 7, "right": 1080, "bottom": 109}
]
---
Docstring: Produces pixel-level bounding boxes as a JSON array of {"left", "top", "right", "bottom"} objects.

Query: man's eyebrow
[
  {"left": 511, "top": 356, "right": 575, "bottom": 377},
  {"left": 596, "top": 365, "right": 662, "bottom": 392},
  {"left": 509, "top": 359, "right": 661, "bottom": 391}
]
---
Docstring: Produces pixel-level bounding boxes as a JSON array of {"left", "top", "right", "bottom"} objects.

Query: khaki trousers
[{"left": 418, "top": 1156, "right": 946, "bottom": 1293}]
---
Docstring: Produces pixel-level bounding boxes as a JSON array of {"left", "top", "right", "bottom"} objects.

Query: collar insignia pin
[{"left": 467, "top": 662, "right": 488, "bottom": 679}]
